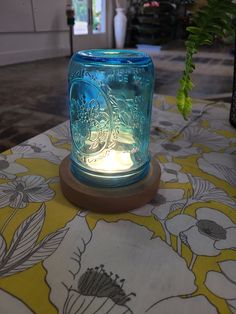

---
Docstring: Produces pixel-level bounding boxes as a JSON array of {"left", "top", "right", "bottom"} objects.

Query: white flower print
[
  {"left": 165, "top": 208, "right": 236, "bottom": 257},
  {"left": 204, "top": 103, "right": 236, "bottom": 134},
  {"left": 132, "top": 188, "right": 185, "bottom": 218},
  {"left": 205, "top": 102, "right": 229, "bottom": 120},
  {"left": 160, "top": 162, "right": 188, "bottom": 183},
  {"left": 11, "top": 134, "right": 69, "bottom": 164},
  {"left": 44, "top": 216, "right": 196, "bottom": 313},
  {"left": 156, "top": 175, "right": 236, "bottom": 218},
  {"left": 47, "top": 121, "right": 71, "bottom": 146},
  {"left": 183, "top": 125, "right": 233, "bottom": 151},
  {"left": 0, "top": 175, "right": 55, "bottom": 208},
  {"left": 208, "top": 118, "right": 236, "bottom": 134},
  {"left": 198, "top": 152, "right": 236, "bottom": 187},
  {"left": 205, "top": 261, "right": 236, "bottom": 314},
  {"left": 0, "top": 154, "right": 27, "bottom": 180},
  {"left": 147, "top": 295, "right": 217, "bottom": 314},
  {"left": 0, "top": 289, "right": 33, "bottom": 314},
  {"left": 153, "top": 95, "right": 171, "bottom": 111},
  {"left": 152, "top": 189, "right": 185, "bottom": 220},
  {"left": 150, "top": 106, "right": 187, "bottom": 145},
  {"left": 151, "top": 107, "right": 185, "bottom": 134},
  {"left": 150, "top": 139, "right": 200, "bottom": 157},
  {"left": 132, "top": 188, "right": 185, "bottom": 246},
  {"left": 225, "top": 146, "right": 236, "bottom": 154},
  {"left": 187, "top": 175, "right": 236, "bottom": 207}
]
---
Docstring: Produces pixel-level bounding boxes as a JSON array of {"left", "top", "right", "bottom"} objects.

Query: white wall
[
  {"left": 0, "top": 0, "right": 70, "bottom": 66},
  {"left": 0, "top": 0, "right": 115, "bottom": 66}
]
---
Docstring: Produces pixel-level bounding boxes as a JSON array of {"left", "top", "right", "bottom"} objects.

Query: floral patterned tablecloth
[{"left": 0, "top": 95, "right": 236, "bottom": 314}]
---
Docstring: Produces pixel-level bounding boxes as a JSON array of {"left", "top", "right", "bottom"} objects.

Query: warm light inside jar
[
  {"left": 88, "top": 150, "right": 133, "bottom": 172},
  {"left": 76, "top": 129, "right": 135, "bottom": 172},
  {"left": 69, "top": 49, "right": 154, "bottom": 187}
]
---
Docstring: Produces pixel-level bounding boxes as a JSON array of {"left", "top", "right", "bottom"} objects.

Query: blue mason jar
[{"left": 68, "top": 49, "right": 154, "bottom": 187}]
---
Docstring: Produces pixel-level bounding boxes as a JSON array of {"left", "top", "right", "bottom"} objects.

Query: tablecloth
[{"left": 0, "top": 95, "right": 235, "bottom": 314}]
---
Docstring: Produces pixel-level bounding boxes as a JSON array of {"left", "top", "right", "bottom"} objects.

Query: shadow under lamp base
[{"left": 59, "top": 156, "right": 161, "bottom": 213}]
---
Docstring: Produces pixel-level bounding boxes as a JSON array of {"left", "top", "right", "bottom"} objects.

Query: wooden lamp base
[{"left": 59, "top": 156, "right": 161, "bottom": 213}]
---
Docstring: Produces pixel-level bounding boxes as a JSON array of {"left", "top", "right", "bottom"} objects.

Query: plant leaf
[
  {"left": 46, "top": 176, "right": 60, "bottom": 184},
  {"left": 211, "top": 164, "right": 236, "bottom": 187},
  {"left": 0, "top": 234, "right": 7, "bottom": 263},
  {"left": 0, "top": 228, "right": 67, "bottom": 277},
  {"left": 170, "top": 202, "right": 186, "bottom": 213},
  {"left": 177, "top": 0, "right": 236, "bottom": 117},
  {"left": 188, "top": 175, "right": 235, "bottom": 206},
  {"left": 1, "top": 203, "right": 45, "bottom": 269},
  {"left": 187, "top": 26, "right": 201, "bottom": 34}
]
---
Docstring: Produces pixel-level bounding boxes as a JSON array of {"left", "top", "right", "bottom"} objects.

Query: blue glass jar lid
[{"left": 73, "top": 49, "right": 152, "bottom": 65}]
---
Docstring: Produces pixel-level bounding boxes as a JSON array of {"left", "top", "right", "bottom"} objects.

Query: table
[{"left": 0, "top": 95, "right": 235, "bottom": 314}]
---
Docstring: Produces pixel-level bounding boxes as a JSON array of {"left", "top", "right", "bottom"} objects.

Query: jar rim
[{"left": 73, "top": 49, "right": 152, "bottom": 65}]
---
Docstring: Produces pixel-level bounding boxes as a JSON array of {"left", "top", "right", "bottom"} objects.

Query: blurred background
[{"left": 0, "top": 0, "right": 234, "bottom": 151}]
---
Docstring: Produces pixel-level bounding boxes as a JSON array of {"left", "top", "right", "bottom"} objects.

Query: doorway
[{"left": 72, "top": 0, "right": 111, "bottom": 51}]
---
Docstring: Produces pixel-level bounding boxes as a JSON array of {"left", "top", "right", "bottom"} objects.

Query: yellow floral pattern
[{"left": 0, "top": 96, "right": 235, "bottom": 314}]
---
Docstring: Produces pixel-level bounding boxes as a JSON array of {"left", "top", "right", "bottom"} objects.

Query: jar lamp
[{"left": 59, "top": 49, "right": 161, "bottom": 213}]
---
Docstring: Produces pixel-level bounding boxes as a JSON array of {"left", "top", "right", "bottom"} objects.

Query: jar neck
[{"left": 116, "top": 8, "right": 126, "bottom": 14}]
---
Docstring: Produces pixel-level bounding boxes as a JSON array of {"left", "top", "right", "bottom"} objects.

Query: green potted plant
[{"left": 176, "top": 0, "right": 236, "bottom": 121}]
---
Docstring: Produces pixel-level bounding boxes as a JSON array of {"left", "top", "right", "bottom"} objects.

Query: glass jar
[{"left": 68, "top": 49, "right": 154, "bottom": 187}]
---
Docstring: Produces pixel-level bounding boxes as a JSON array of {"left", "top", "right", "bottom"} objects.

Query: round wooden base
[{"left": 59, "top": 156, "right": 161, "bottom": 213}]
